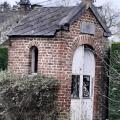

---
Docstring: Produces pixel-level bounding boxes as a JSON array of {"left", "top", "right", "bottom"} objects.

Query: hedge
[
  {"left": 0, "top": 48, "right": 8, "bottom": 70},
  {"left": 0, "top": 71, "right": 59, "bottom": 120},
  {"left": 109, "top": 42, "right": 120, "bottom": 120}
]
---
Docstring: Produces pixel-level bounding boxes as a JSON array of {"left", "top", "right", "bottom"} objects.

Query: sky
[
  {"left": 94, "top": 0, "right": 120, "bottom": 10},
  {"left": 0, "top": 0, "right": 119, "bottom": 11},
  {"left": 0, "top": 0, "right": 120, "bottom": 11}
]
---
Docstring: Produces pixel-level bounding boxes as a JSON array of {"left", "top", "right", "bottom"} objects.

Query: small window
[
  {"left": 71, "top": 75, "right": 80, "bottom": 99},
  {"left": 30, "top": 46, "right": 38, "bottom": 74},
  {"left": 83, "top": 75, "right": 90, "bottom": 98}
]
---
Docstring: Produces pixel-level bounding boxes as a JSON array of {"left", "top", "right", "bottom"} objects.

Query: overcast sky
[{"left": 0, "top": 0, "right": 120, "bottom": 10}]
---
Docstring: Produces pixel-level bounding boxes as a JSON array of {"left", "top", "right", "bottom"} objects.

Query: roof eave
[
  {"left": 104, "top": 32, "right": 112, "bottom": 37},
  {"left": 8, "top": 34, "right": 55, "bottom": 38}
]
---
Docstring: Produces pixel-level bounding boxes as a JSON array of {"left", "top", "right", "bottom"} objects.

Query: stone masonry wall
[{"left": 8, "top": 8, "right": 108, "bottom": 120}]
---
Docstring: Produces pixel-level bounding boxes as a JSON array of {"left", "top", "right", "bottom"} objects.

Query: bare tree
[{"left": 97, "top": 2, "right": 120, "bottom": 37}]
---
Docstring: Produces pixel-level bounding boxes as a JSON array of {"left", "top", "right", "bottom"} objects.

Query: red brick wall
[{"left": 8, "top": 9, "right": 108, "bottom": 120}]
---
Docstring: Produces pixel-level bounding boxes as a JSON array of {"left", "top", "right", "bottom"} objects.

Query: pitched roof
[{"left": 8, "top": 3, "right": 111, "bottom": 37}]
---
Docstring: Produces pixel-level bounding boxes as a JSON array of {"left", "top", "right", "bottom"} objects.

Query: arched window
[{"left": 30, "top": 46, "right": 38, "bottom": 74}]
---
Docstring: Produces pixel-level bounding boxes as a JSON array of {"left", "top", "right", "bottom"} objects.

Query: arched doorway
[{"left": 71, "top": 45, "right": 95, "bottom": 120}]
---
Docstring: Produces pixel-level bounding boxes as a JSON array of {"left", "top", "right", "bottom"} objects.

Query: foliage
[
  {"left": 0, "top": 71, "right": 59, "bottom": 120},
  {"left": 109, "top": 42, "right": 120, "bottom": 120},
  {"left": 0, "top": 48, "right": 8, "bottom": 70},
  {"left": 1, "top": 1, "right": 11, "bottom": 9}
]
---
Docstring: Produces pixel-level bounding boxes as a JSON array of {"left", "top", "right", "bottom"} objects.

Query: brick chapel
[{"left": 7, "top": 0, "right": 111, "bottom": 119}]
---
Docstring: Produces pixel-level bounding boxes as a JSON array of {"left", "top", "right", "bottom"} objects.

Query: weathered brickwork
[{"left": 8, "top": 9, "right": 108, "bottom": 120}]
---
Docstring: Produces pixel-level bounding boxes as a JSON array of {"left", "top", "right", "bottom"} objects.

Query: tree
[
  {"left": 96, "top": 2, "right": 120, "bottom": 38},
  {"left": 0, "top": 1, "right": 11, "bottom": 11}
]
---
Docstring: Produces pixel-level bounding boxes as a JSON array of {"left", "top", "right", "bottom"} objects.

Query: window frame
[{"left": 82, "top": 75, "right": 91, "bottom": 99}]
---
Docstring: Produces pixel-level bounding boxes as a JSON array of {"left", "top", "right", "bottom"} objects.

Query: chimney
[
  {"left": 19, "top": 0, "right": 31, "bottom": 15},
  {"left": 81, "top": 0, "right": 95, "bottom": 8}
]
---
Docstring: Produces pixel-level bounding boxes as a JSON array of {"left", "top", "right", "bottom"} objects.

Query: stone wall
[{"left": 8, "top": 9, "right": 108, "bottom": 120}]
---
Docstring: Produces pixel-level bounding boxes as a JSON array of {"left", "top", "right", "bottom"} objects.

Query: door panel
[
  {"left": 71, "top": 45, "right": 84, "bottom": 120},
  {"left": 71, "top": 99, "right": 81, "bottom": 120},
  {"left": 84, "top": 49, "right": 95, "bottom": 77},
  {"left": 72, "top": 46, "right": 84, "bottom": 75},
  {"left": 82, "top": 49, "right": 95, "bottom": 120}
]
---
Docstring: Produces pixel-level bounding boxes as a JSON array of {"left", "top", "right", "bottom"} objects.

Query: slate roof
[{"left": 8, "top": 3, "right": 111, "bottom": 37}]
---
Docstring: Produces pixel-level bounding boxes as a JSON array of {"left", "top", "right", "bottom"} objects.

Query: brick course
[{"left": 8, "top": 9, "right": 108, "bottom": 120}]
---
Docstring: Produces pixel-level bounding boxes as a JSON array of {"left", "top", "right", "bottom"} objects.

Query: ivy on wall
[
  {"left": 109, "top": 42, "right": 120, "bottom": 120},
  {"left": 0, "top": 48, "right": 8, "bottom": 70}
]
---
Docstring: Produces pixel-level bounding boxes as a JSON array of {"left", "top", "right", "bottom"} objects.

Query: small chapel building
[{"left": 7, "top": 0, "right": 111, "bottom": 120}]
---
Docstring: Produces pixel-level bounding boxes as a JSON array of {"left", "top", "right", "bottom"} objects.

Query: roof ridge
[{"left": 59, "top": 3, "right": 85, "bottom": 26}]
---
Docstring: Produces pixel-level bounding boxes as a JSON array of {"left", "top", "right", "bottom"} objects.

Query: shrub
[
  {"left": 0, "top": 48, "right": 8, "bottom": 70},
  {"left": 0, "top": 71, "right": 59, "bottom": 120},
  {"left": 109, "top": 42, "right": 120, "bottom": 120}
]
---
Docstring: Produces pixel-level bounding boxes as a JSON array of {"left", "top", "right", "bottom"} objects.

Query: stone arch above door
[
  {"left": 70, "top": 35, "right": 95, "bottom": 49},
  {"left": 68, "top": 35, "right": 103, "bottom": 58}
]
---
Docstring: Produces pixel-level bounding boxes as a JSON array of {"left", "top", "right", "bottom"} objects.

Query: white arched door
[{"left": 71, "top": 45, "right": 95, "bottom": 120}]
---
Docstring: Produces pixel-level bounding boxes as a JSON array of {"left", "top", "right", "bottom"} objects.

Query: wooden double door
[{"left": 71, "top": 45, "right": 95, "bottom": 120}]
